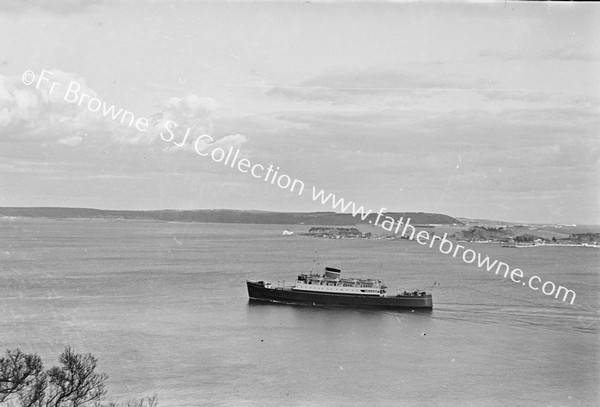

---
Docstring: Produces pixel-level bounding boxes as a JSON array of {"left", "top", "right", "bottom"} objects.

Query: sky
[{"left": 0, "top": 0, "right": 599, "bottom": 224}]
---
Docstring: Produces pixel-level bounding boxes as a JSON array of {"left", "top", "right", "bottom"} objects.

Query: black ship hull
[{"left": 247, "top": 281, "right": 433, "bottom": 310}]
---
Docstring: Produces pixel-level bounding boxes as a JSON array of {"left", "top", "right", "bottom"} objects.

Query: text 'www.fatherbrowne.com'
[{"left": 310, "top": 191, "right": 576, "bottom": 305}]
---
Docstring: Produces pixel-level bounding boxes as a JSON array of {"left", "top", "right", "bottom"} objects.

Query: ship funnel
[{"left": 324, "top": 266, "right": 341, "bottom": 279}]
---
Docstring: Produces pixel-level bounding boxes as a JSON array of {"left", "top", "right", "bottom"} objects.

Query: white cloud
[
  {"left": 211, "top": 133, "right": 247, "bottom": 150},
  {"left": 479, "top": 43, "right": 600, "bottom": 62},
  {"left": 58, "top": 135, "right": 82, "bottom": 147},
  {"left": 0, "top": 71, "right": 236, "bottom": 154},
  {"left": 0, "top": 0, "right": 102, "bottom": 15},
  {"left": 157, "top": 95, "right": 219, "bottom": 134},
  {"left": 143, "top": 95, "right": 235, "bottom": 151},
  {"left": 0, "top": 70, "right": 105, "bottom": 142}
]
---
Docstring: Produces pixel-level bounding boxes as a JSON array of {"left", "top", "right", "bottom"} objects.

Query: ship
[{"left": 247, "top": 265, "right": 433, "bottom": 310}]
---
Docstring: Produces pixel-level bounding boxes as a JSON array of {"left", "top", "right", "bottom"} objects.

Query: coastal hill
[
  {"left": 457, "top": 225, "right": 600, "bottom": 245},
  {"left": 0, "top": 207, "right": 462, "bottom": 226}
]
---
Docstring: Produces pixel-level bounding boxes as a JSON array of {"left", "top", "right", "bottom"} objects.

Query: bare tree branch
[
  {"left": 1, "top": 348, "right": 153, "bottom": 407},
  {"left": 45, "top": 347, "right": 108, "bottom": 407},
  {"left": 0, "top": 349, "right": 45, "bottom": 405}
]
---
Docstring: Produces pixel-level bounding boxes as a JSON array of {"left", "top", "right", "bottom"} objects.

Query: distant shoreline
[
  {"left": 4, "top": 213, "right": 599, "bottom": 249},
  {"left": 501, "top": 243, "right": 600, "bottom": 249},
  {"left": 0, "top": 207, "right": 462, "bottom": 227}
]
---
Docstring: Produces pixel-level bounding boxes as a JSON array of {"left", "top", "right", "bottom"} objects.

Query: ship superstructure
[{"left": 293, "top": 267, "right": 387, "bottom": 296}]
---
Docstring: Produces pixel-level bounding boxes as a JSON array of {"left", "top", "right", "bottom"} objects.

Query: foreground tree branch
[
  {"left": 0, "top": 349, "right": 45, "bottom": 405},
  {"left": 45, "top": 347, "right": 108, "bottom": 407},
  {"left": 0, "top": 348, "right": 154, "bottom": 407}
]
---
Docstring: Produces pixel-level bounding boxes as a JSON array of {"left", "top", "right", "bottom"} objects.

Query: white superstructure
[{"left": 291, "top": 267, "right": 387, "bottom": 296}]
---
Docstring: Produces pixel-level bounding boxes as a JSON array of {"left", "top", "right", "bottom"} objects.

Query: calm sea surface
[{"left": 1, "top": 218, "right": 598, "bottom": 407}]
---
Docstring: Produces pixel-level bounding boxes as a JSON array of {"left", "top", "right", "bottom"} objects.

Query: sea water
[{"left": 0, "top": 218, "right": 598, "bottom": 406}]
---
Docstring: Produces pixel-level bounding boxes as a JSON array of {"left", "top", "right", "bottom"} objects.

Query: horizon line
[{"left": 0, "top": 206, "right": 596, "bottom": 227}]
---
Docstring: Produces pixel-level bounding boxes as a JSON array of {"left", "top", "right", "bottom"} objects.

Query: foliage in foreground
[{"left": 0, "top": 348, "right": 156, "bottom": 407}]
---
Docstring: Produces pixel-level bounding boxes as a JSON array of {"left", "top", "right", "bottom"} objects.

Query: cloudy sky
[{"left": 0, "top": 1, "right": 598, "bottom": 224}]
